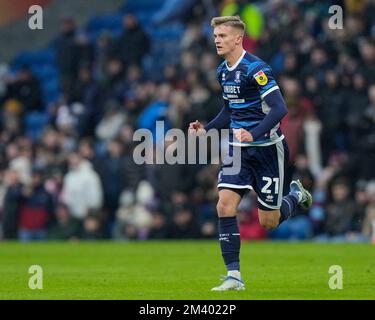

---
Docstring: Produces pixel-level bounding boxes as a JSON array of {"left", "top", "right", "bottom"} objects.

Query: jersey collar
[{"left": 225, "top": 50, "right": 246, "bottom": 71}]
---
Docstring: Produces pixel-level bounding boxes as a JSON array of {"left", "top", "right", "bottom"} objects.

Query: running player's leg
[
  {"left": 216, "top": 188, "right": 242, "bottom": 274},
  {"left": 211, "top": 188, "right": 246, "bottom": 291},
  {"left": 253, "top": 139, "right": 312, "bottom": 230},
  {"left": 212, "top": 146, "right": 252, "bottom": 290},
  {"left": 258, "top": 181, "right": 312, "bottom": 230}
]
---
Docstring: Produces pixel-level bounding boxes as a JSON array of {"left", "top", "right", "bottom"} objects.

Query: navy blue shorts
[{"left": 217, "top": 139, "right": 290, "bottom": 211}]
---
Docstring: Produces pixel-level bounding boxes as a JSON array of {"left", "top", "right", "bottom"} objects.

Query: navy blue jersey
[{"left": 217, "top": 50, "right": 284, "bottom": 146}]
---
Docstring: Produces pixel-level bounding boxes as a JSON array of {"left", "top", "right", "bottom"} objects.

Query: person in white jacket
[{"left": 62, "top": 153, "right": 103, "bottom": 220}]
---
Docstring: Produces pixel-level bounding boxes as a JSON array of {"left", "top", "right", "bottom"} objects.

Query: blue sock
[
  {"left": 279, "top": 193, "right": 299, "bottom": 225},
  {"left": 218, "top": 217, "right": 240, "bottom": 271}
]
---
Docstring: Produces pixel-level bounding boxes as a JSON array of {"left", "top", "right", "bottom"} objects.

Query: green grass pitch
[{"left": 0, "top": 241, "right": 374, "bottom": 300}]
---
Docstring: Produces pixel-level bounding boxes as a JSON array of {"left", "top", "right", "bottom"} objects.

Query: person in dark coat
[{"left": 116, "top": 15, "right": 150, "bottom": 67}]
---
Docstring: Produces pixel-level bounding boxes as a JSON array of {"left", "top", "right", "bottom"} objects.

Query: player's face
[{"left": 213, "top": 25, "right": 242, "bottom": 57}]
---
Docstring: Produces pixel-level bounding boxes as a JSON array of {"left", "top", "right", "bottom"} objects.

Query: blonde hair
[{"left": 210, "top": 16, "right": 245, "bottom": 34}]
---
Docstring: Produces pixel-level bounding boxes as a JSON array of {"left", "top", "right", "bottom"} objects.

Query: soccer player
[{"left": 188, "top": 16, "right": 312, "bottom": 291}]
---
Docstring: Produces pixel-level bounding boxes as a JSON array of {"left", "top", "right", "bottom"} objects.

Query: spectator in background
[
  {"left": 0, "top": 67, "right": 42, "bottom": 113},
  {"left": 96, "top": 139, "right": 126, "bottom": 228},
  {"left": 9, "top": 145, "right": 32, "bottom": 186},
  {"left": 191, "top": 187, "right": 216, "bottom": 239},
  {"left": 167, "top": 90, "right": 190, "bottom": 129},
  {"left": 279, "top": 78, "right": 307, "bottom": 164},
  {"left": 181, "top": 22, "right": 209, "bottom": 56},
  {"left": 75, "top": 31, "right": 94, "bottom": 72},
  {"left": 352, "top": 180, "right": 368, "bottom": 234},
  {"left": 113, "top": 190, "right": 136, "bottom": 240},
  {"left": 166, "top": 206, "right": 200, "bottom": 239},
  {"left": 319, "top": 69, "right": 347, "bottom": 163},
  {"left": 349, "top": 84, "right": 375, "bottom": 180},
  {"left": 138, "top": 83, "right": 172, "bottom": 139},
  {"left": 1, "top": 169, "right": 21, "bottom": 239},
  {"left": 55, "top": 16, "right": 78, "bottom": 99},
  {"left": 18, "top": 168, "right": 54, "bottom": 241},
  {"left": 81, "top": 209, "right": 105, "bottom": 240},
  {"left": 78, "top": 138, "right": 97, "bottom": 166},
  {"left": 362, "top": 181, "right": 375, "bottom": 241},
  {"left": 69, "top": 65, "right": 95, "bottom": 105},
  {"left": 47, "top": 203, "right": 80, "bottom": 240},
  {"left": 358, "top": 39, "right": 375, "bottom": 84},
  {"left": 93, "top": 31, "right": 116, "bottom": 83},
  {"left": 302, "top": 47, "right": 330, "bottom": 84},
  {"left": 317, "top": 178, "right": 357, "bottom": 241},
  {"left": 148, "top": 211, "right": 168, "bottom": 239},
  {"left": 114, "top": 181, "right": 154, "bottom": 240},
  {"left": 167, "top": 207, "right": 200, "bottom": 239},
  {"left": 95, "top": 100, "right": 126, "bottom": 142},
  {"left": 61, "top": 152, "right": 103, "bottom": 221},
  {"left": 116, "top": 15, "right": 150, "bottom": 68}
]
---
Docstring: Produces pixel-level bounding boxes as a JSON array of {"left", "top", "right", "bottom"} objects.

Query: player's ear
[{"left": 235, "top": 33, "right": 243, "bottom": 45}]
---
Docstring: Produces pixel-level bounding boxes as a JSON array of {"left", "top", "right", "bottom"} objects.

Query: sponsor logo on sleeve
[{"left": 254, "top": 70, "right": 268, "bottom": 86}]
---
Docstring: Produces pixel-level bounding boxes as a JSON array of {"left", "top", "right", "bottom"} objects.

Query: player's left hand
[{"left": 233, "top": 128, "right": 253, "bottom": 142}]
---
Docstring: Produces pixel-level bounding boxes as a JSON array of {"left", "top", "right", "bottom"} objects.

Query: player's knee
[{"left": 216, "top": 200, "right": 236, "bottom": 217}]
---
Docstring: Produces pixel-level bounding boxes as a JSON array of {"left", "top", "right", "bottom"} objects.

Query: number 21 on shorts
[{"left": 261, "top": 177, "right": 279, "bottom": 194}]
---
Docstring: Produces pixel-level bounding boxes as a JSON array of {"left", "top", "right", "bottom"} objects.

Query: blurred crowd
[{"left": 0, "top": 0, "right": 375, "bottom": 242}]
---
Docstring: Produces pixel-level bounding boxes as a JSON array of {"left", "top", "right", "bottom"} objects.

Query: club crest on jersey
[
  {"left": 234, "top": 71, "right": 241, "bottom": 83},
  {"left": 254, "top": 70, "right": 268, "bottom": 86}
]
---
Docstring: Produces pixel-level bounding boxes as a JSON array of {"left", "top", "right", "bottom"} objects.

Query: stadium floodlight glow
[{"left": 132, "top": 121, "right": 241, "bottom": 175}]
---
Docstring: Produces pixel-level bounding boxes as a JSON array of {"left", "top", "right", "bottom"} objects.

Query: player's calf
[{"left": 258, "top": 210, "right": 281, "bottom": 231}]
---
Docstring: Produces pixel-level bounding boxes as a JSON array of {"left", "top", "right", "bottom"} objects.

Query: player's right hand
[{"left": 188, "top": 120, "right": 206, "bottom": 135}]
